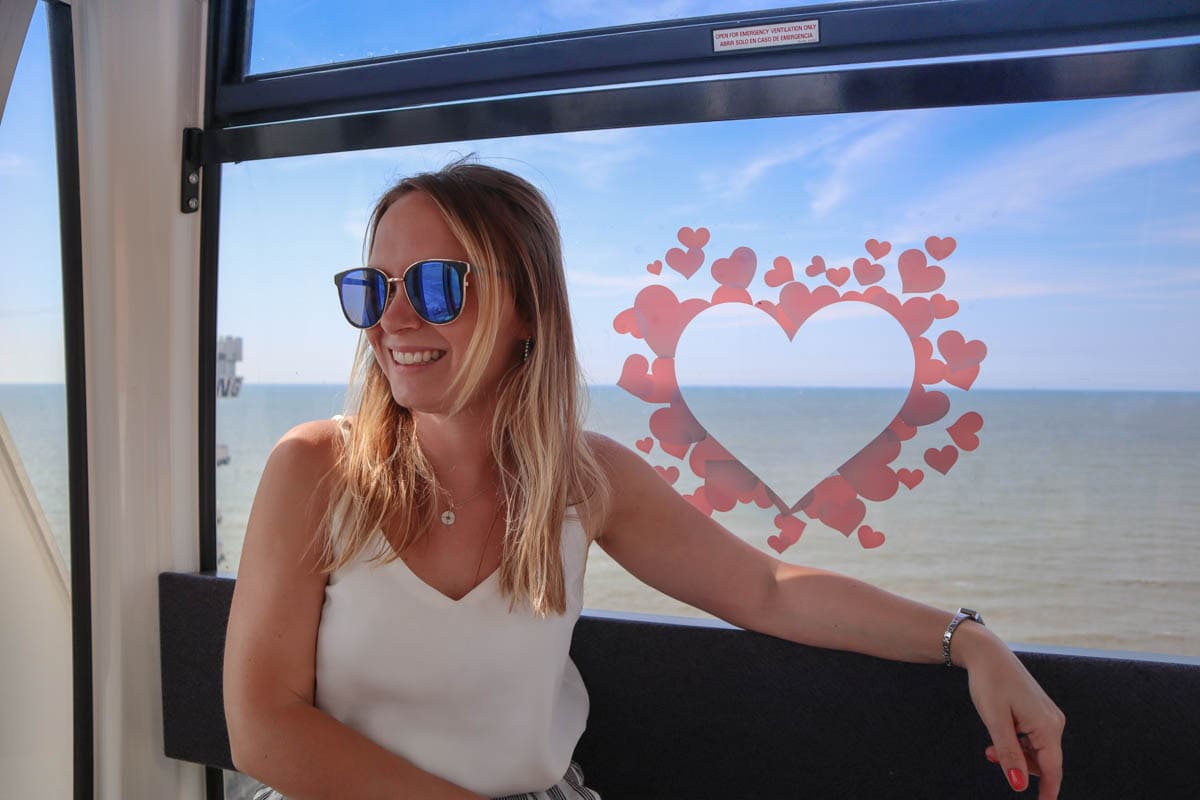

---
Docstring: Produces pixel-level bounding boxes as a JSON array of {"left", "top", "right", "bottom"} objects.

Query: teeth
[{"left": 391, "top": 349, "right": 445, "bottom": 365}]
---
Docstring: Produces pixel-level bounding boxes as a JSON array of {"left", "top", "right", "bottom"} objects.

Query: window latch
[{"left": 180, "top": 127, "right": 203, "bottom": 214}]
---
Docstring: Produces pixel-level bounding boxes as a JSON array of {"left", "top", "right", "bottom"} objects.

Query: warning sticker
[{"left": 712, "top": 19, "right": 820, "bottom": 53}]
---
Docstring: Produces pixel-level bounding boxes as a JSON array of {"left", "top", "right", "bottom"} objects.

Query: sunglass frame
[{"left": 333, "top": 259, "right": 472, "bottom": 329}]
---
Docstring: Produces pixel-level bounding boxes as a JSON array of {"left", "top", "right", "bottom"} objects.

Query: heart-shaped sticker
[
  {"left": 675, "top": 302, "right": 914, "bottom": 510},
  {"left": 614, "top": 230, "right": 987, "bottom": 552}
]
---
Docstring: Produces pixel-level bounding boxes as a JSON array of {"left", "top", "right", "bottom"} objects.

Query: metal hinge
[{"left": 180, "top": 127, "right": 203, "bottom": 213}]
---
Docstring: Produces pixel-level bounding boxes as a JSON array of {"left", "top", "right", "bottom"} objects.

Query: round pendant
[{"left": 440, "top": 509, "right": 455, "bottom": 526}]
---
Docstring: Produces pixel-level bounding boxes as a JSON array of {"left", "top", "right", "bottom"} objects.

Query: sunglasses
[{"left": 333, "top": 260, "right": 472, "bottom": 328}]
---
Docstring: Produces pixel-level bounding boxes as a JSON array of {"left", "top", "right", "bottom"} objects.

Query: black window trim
[
  {"left": 43, "top": 2, "right": 92, "bottom": 799},
  {"left": 213, "top": 0, "right": 1200, "bottom": 128},
  {"left": 205, "top": 42, "right": 1200, "bottom": 165}
]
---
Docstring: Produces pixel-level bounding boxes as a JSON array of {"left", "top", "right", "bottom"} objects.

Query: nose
[{"left": 378, "top": 280, "right": 422, "bottom": 332}]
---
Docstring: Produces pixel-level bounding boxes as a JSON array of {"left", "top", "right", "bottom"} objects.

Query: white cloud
[
  {"left": 0, "top": 152, "right": 33, "bottom": 175},
  {"left": 946, "top": 260, "right": 1200, "bottom": 303},
  {"left": 897, "top": 95, "right": 1200, "bottom": 239},
  {"left": 807, "top": 117, "right": 917, "bottom": 217},
  {"left": 699, "top": 116, "right": 877, "bottom": 199}
]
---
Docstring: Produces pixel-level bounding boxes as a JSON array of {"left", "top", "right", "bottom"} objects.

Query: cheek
[{"left": 365, "top": 333, "right": 387, "bottom": 369}]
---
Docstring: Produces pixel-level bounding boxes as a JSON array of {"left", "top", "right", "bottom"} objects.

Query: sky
[{"left": 2, "top": 2, "right": 1199, "bottom": 391}]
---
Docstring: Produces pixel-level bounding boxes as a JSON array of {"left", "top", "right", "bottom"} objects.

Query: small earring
[{"left": 522, "top": 337, "right": 533, "bottom": 363}]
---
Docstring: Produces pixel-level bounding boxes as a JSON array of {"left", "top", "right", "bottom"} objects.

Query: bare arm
[
  {"left": 590, "top": 433, "right": 1064, "bottom": 798},
  {"left": 223, "top": 420, "right": 483, "bottom": 800}
]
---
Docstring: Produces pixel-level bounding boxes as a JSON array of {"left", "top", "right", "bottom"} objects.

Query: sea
[{"left": 3, "top": 383, "right": 1198, "bottom": 658}]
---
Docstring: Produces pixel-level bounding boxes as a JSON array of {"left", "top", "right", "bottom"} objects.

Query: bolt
[
  {"left": 188, "top": 172, "right": 199, "bottom": 184},
  {"left": 188, "top": 197, "right": 199, "bottom": 210}
]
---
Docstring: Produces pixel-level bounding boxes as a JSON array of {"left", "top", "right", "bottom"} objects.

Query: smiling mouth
[{"left": 391, "top": 349, "right": 446, "bottom": 366}]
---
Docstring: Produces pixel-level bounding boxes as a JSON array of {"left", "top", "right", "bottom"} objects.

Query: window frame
[
  {"left": 198, "top": 3, "right": 1200, "bottom": 794},
  {"left": 214, "top": 0, "right": 1200, "bottom": 127}
]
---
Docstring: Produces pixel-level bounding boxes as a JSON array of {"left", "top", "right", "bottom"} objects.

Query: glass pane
[
  {"left": 0, "top": 5, "right": 69, "bottom": 563},
  {"left": 216, "top": 93, "right": 1200, "bottom": 659},
  {"left": 0, "top": 4, "right": 73, "bottom": 797},
  {"left": 248, "top": 0, "right": 789, "bottom": 74}
]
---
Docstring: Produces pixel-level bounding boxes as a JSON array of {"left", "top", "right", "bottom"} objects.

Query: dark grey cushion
[{"left": 160, "top": 572, "right": 1200, "bottom": 798}]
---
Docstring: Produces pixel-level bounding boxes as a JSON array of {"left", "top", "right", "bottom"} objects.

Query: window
[
  {"left": 246, "top": 0, "right": 790, "bottom": 75},
  {"left": 0, "top": 3, "right": 74, "bottom": 796},
  {"left": 214, "top": 90, "right": 1200, "bottom": 655}
]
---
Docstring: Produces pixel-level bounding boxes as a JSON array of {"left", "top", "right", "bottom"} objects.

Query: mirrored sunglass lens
[
  {"left": 406, "top": 261, "right": 463, "bottom": 323},
  {"left": 339, "top": 269, "right": 387, "bottom": 327}
]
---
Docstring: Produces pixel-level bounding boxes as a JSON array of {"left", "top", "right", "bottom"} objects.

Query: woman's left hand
[{"left": 957, "top": 625, "right": 1066, "bottom": 798}]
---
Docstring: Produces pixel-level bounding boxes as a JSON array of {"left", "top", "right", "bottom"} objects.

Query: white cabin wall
[
  {"left": 0, "top": 0, "right": 36, "bottom": 121},
  {"left": 0, "top": 415, "right": 72, "bottom": 799},
  {"left": 73, "top": 0, "right": 208, "bottom": 798}
]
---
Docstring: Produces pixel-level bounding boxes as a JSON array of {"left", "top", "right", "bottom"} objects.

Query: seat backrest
[{"left": 159, "top": 571, "right": 1200, "bottom": 798}]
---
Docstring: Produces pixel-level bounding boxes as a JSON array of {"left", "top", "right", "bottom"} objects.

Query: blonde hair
[{"left": 317, "top": 160, "right": 610, "bottom": 616}]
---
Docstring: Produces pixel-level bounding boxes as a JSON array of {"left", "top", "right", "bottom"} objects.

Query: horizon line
[{"left": 6, "top": 382, "right": 1200, "bottom": 394}]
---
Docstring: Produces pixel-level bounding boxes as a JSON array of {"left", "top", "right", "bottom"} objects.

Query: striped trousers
[{"left": 250, "top": 760, "right": 601, "bottom": 800}]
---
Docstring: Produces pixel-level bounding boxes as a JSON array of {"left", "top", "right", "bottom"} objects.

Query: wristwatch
[{"left": 942, "top": 607, "right": 985, "bottom": 667}]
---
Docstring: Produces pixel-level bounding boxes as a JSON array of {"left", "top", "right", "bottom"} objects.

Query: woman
[{"left": 223, "top": 161, "right": 1064, "bottom": 800}]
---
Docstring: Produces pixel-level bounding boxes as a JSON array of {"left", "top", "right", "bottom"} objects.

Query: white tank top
[{"left": 313, "top": 501, "right": 592, "bottom": 797}]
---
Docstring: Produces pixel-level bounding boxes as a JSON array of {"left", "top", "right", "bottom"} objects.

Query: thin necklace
[
  {"left": 471, "top": 505, "right": 503, "bottom": 588},
  {"left": 439, "top": 483, "right": 491, "bottom": 526}
]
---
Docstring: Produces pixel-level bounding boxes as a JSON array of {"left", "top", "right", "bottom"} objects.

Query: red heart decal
[
  {"left": 937, "top": 330, "right": 987, "bottom": 372},
  {"left": 925, "top": 236, "right": 957, "bottom": 261},
  {"left": 857, "top": 525, "right": 886, "bottom": 549},
  {"left": 649, "top": 401, "right": 705, "bottom": 452},
  {"left": 913, "top": 337, "right": 946, "bottom": 385},
  {"left": 617, "top": 232, "right": 988, "bottom": 554},
  {"left": 825, "top": 267, "right": 850, "bottom": 287},
  {"left": 654, "top": 465, "right": 680, "bottom": 484},
  {"left": 900, "top": 384, "right": 950, "bottom": 427},
  {"left": 768, "top": 514, "right": 806, "bottom": 553},
  {"left": 631, "top": 285, "right": 709, "bottom": 358},
  {"left": 839, "top": 432, "right": 901, "bottom": 502},
  {"left": 764, "top": 256, "right": 794, "bottom": 287},
  {"left": 931, "top": 293, "right": 958, "bottom": 318},
  {"left": 677, "top": 226, "right": 710, "bottom": 250},
  {"left": 889, "top": 416, "right": 918, "bottom": 441},
  {"left": 618, "top": 354, "right": 677, "bottom": 403},
  {"left": 944, "top": 365, "right": 980, "bottom": 391},
  {"left": 774, "top": 282, "right": 840, "bottom": 336},
  {"left": 946, "top": 412, "right": 983, "bottom": 451},
  {"left": 865, "top": 238, "right": 891, "bottom": 260},
  {"left": 712, "top": 246, "right": 756, "bottom": 288},
  {"left": 924, "top": 445, "right": 959, "bottom": 474},
  {"left": 684, "top": 487, "right": 712, "bottom": 516},
  {"left": 612, "top": 307, "right": 640, "bottom": 337},
  {"left": 799, "top": 476, "right": 867, "bottom": 535},
  {"left": 853, "top": 257, "right": 885, "bottom": 286},
  {"left": 666, "top": 227, "right": 709, "bottom": 278},
  {"left": 898, "top": 248, "right": 946, "bottom": 294},
  {"left": 665, "top": 245, "right": 703, "bottom": 278},
  {"left": 701, "top": 458, "right": 761, "bottom": 513},
  {"left": 864, "top": 289, "right": 934, "bottom": 337}
]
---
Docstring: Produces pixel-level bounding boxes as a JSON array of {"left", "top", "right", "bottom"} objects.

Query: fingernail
[
  {"left": 1007, "top": 768, "right": 1027, "bottom": 791},
  {"left": 986, "top": 753, "right": 998, "bottom": 764}
]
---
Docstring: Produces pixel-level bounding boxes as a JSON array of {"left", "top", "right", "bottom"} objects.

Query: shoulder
[
  {"left": 581, "top": 429, "right": 674, "bottom": 538},
  {"left": 262, "top": 418, "right": 344, "bottom": 495},
  {"left": 583, "top": 430, "right": 638, "bottom": 471}
]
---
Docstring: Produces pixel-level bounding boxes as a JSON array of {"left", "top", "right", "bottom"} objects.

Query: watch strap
[{"left": 942, "top": 607, "right": 985, "bottom": 667}]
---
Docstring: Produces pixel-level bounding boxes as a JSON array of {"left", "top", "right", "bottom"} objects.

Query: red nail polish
[
  {"left": 986, "top": 753, "right": 998, "bottom": 764},
  {"left": 1007, "top": 768, "right": 1028, "bottom": 791}
]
